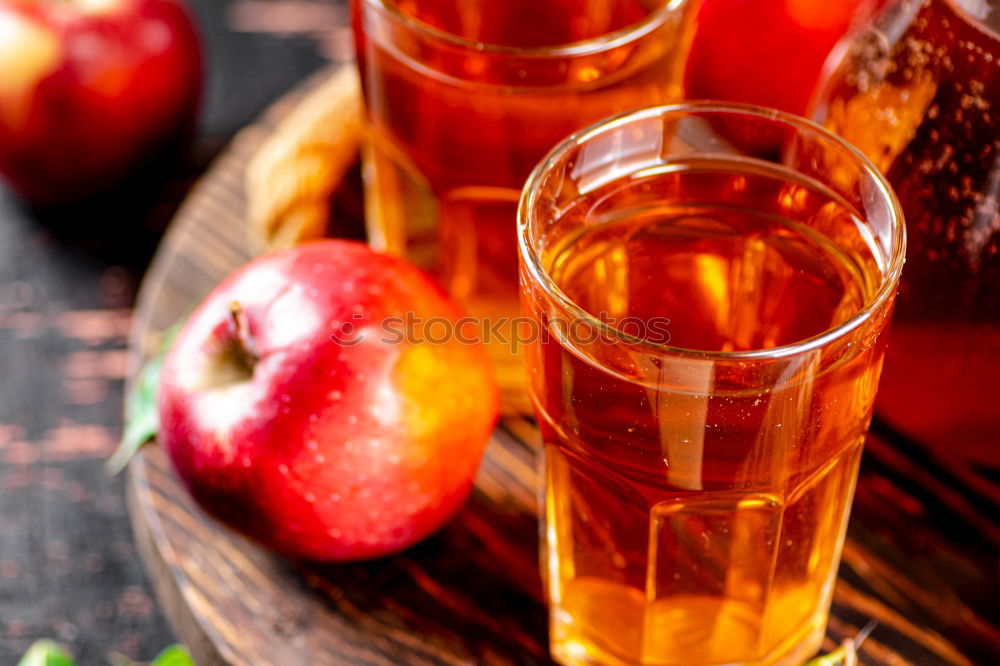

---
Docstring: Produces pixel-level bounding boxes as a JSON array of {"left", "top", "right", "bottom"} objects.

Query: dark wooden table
[
  {"left": 0, "top": 0, "right": 341, "bottom": 662},
  {"left": 3, "top": 2, "right": 999, "bottom": 665}
]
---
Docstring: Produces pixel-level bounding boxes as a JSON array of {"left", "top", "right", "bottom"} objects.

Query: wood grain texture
[{"left": 127, "top": 66, "right": 1000, "bottom": 666}]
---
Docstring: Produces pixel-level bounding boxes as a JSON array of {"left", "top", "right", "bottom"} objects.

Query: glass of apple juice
[
  {"left": 350, "top": 0, "right": 699, "bottom": 411},
  {"left": 518, "top": 103, "right": 906, "bottom": 666}
]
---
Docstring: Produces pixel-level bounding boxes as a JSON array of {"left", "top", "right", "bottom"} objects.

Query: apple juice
[
  {"left": 351, "top": 0, "right": 695, "bottom": 405},
  {"left": 525, "top": 162, "right": 890, "bottom": 665},
  {"left": 815, "top": 0, "right": 1000, "bottom": 464}
]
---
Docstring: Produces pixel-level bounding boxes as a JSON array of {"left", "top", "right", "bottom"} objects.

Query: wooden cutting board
[{"left": 125, "top": 65, "right": 997, "bottom": 666}]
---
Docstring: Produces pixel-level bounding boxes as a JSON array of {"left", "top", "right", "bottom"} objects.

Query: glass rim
[
  {"left": 358, "top": 0, "right": 687, "bottom": 57},
  {"left": 517, "top": 101, "right": 908, "bottom": 362}
]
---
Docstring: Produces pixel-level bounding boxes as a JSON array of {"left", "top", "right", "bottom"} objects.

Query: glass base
[
  {"left": 464, "top": 296, "right": 532, "bottom": 416},
  {"left": 550, "top": 592, "right": 828, "bottom": 666},
  {"left": 493, "top": 348, "right": 531, "bottom": 416}
]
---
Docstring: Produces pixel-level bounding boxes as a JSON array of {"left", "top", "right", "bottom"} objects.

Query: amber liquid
[
  {"left": 817, "top": 0, "right": 1000, "bottom": 464},
  {"left": 528, "top": 164, "right": 888, "bottom": 665},
  {"left": 352, "top": 0, "right": 693, "bottom": 407}
]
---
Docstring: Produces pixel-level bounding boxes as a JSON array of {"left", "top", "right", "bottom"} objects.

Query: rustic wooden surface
[
  {"left": 126, "top": 66, "right": 1000, "bottom": 666},
  {"left": 0, "top": 188, "right": 175, "bottom": 664}
]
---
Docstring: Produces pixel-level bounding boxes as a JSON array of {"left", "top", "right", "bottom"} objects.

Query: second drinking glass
[{"left": 350, "top": 0, "right": 698, "bottom": 409}]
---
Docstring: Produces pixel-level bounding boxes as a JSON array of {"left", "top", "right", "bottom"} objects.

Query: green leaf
[
  {"left": 803, "top": 644, "right": 848, "bottom": 666},
  {"left": 150, "top": 645, "right": 195, "bottom": 666},
  {"left": 16, "top": 640, "right": 74, "bottom": 666},
  {"left": 108, "top": 322, "right": 184, "bottom": 474}
]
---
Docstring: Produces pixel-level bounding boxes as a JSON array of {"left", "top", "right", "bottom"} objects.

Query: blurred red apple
[
  {"left": 686, "top": 0, "right": 881, "bottom": 115},
  {"left": 0, "top": 0, "right": 201, "bottom": 204},
  {"left": 158, "top": 241, "right": 500, "bottom": 562}
]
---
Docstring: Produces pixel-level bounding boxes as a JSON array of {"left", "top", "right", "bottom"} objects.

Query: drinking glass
[
  {"left": 518, "top": 103, "right": 906, "bottom": 666},
  {"left": 350, "top": 0, "right": 698, "bottom": 409},
  {"left": 813, "top": 0, "right": 1000, "bottom": 466}
]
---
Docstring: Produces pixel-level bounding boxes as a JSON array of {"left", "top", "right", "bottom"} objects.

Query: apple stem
[{"left": 229, "top": 301, "right": 259, "bottom": 369}]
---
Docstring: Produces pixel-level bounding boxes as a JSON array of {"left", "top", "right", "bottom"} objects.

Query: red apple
[
  {"left": 0, "top": 0, "right": 201, "bottom": 204},
  {"left": 158, "top": 241, "right": 500, "bottom": 561},
  {"left": 686, "top": 0, "right": 881, "bottom": 115}
]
